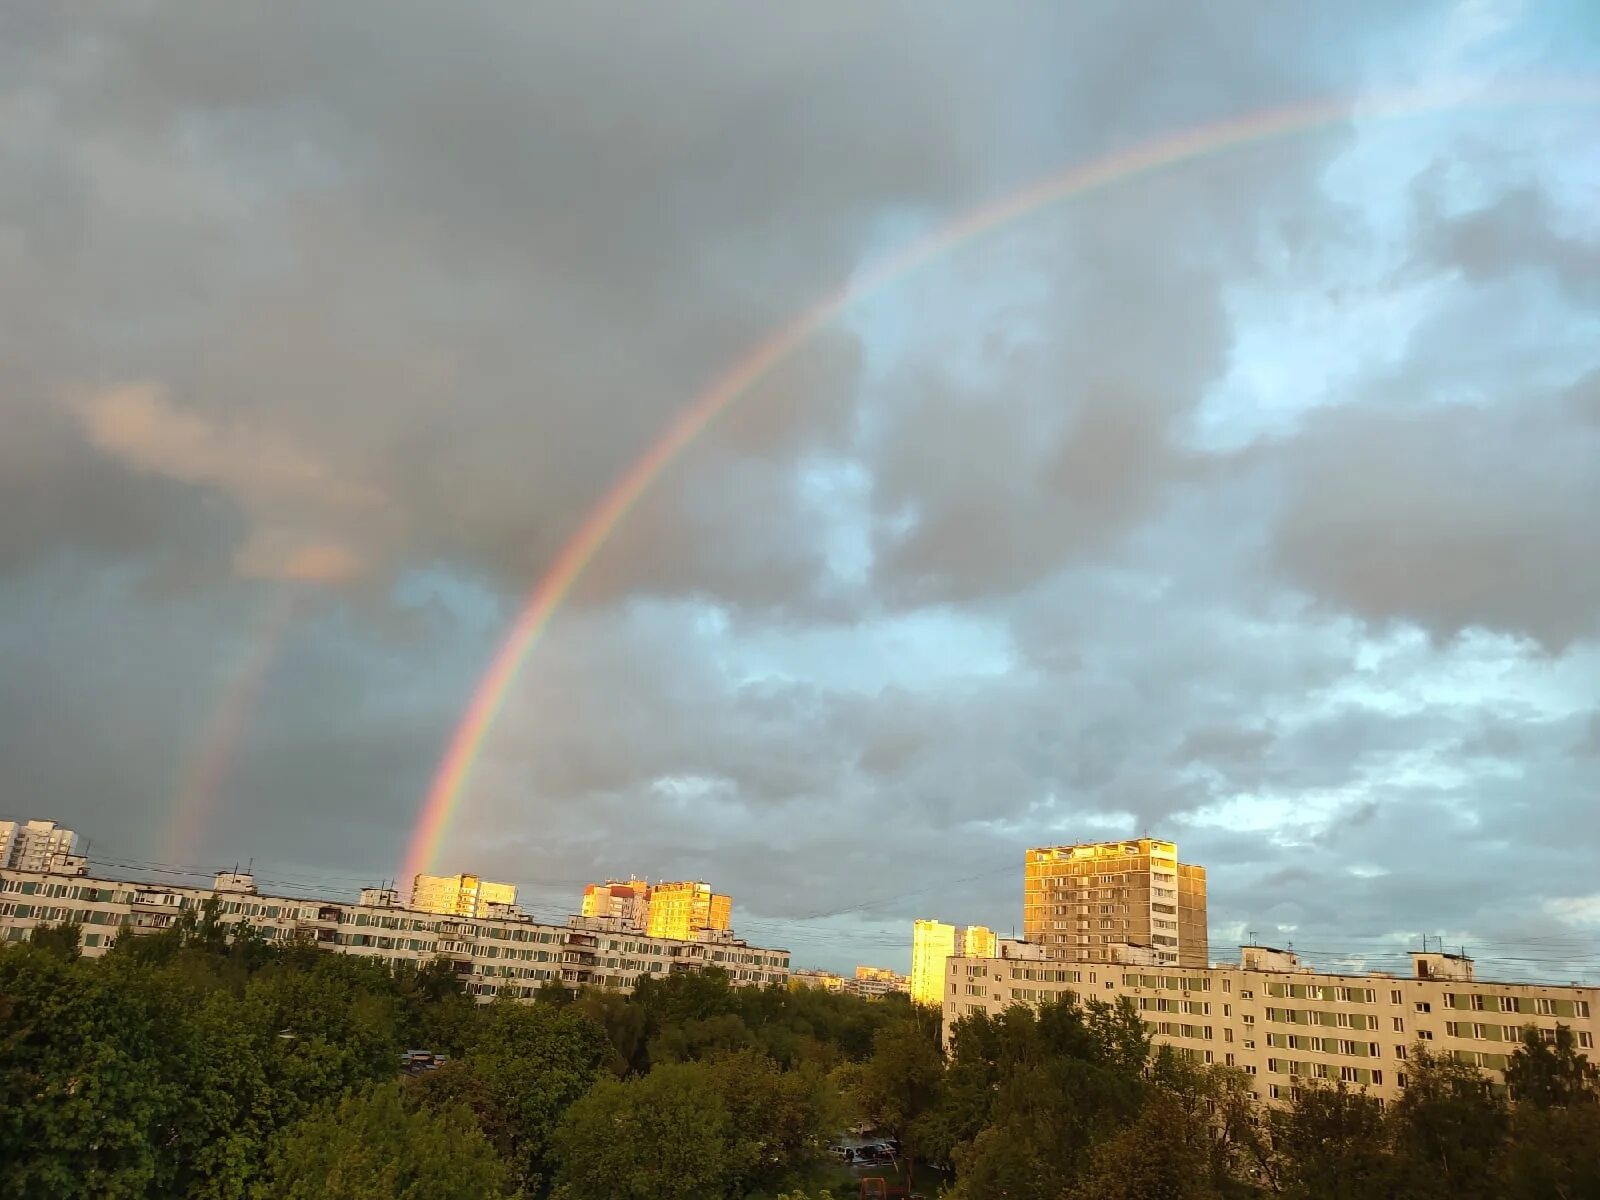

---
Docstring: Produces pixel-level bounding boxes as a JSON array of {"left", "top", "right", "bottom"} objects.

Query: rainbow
[
  {"left": 399, "top": 78, "right": 1600, "bottom": 883},
  {"left": 165, "top": 589, "right": 301, "bottom": 865}
]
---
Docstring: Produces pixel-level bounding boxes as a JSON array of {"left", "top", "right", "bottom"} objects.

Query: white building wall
[
  {"left": 0, "top": 867, "right": 790, "bottom": 998},
  {"left": 942, "top": 953, "right": 1599, "bottom": 1107}
]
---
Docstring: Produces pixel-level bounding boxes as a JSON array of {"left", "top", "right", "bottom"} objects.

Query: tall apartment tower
[
  {"left": 1023, "top": 839, "right": 1207, "bottom": 968},
  {"left": 581, "top": 878, "right": 651, "bottom": 928},
  {"left": 646, "top": 881, "right": 732, "bottom": 940},
  {"left": 0, "top": 819, "right": 81, "bottom": 873},
  {"left": 409, "top": 872, "right": 517, "bottom": 918},
  {"left": 910, "top": 920, "right": 999, "bottom": 1005}
]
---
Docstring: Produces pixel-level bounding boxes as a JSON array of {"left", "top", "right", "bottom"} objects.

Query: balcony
[
  {"left": 131, "top": 892, "right": 183, "bottom": 913},
  {"left": 560, "top": 968, "right": 594, "bottom": 985},
  {"left": 564, "top": 931, "right": 598, "bottom": 948},
  {"left": 560, "top": 950, "right": 596, "bottom": 966}
]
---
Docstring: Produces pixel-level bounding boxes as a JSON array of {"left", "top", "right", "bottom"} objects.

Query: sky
[{"left": 3, "top": 1, "right": 1599, "bottom": 980}]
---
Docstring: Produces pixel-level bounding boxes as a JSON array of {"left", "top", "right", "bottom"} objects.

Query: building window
[
  {"left": 1392, "top": 1017, "right": 1404, "bottom": 1032},
  {"left": 1395, "top": 1045, "right": 1407, "bottom": 1059},
  {"left": 1579, "top": 1032, "right": 1594, "bottom": 1050},
  {"left": 1418, "top": 1030, "right": 1433, "bottom": 1040},
  {"left": 1390, "top": 989, "right": 1403, "bottom": 1004},
  {"left": 1415, "top": 1002, "right": 1431, "bottom": 1013}
]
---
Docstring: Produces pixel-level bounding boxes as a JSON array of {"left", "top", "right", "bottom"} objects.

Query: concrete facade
[
  {"left": 0, "top": 866, "right": 789, "bottom": 997},
  {"left": 1023, "top": 839, "right": 1208, "bottom": 969},
  {"left": 943, "top": 945, "right": 1597, "bottom": 1106}
]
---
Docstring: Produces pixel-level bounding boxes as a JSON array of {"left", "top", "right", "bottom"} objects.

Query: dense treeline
[{"left": 3, "top": 912, "right": 1597, "bottom": 1198}]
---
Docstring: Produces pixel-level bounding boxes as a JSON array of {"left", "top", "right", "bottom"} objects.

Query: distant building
[
  {"left": 790, "top": 968, "right": 848, "bottom": 993},
  {"left": 0, "top": 819, "right": 83, "bottom": 875},
  {"left": 409, "top": 873, "right": 517, "bottom": 918},
  {"left": 911, "top": 921, "right": 996, "bottom": 1005},
  {"left": 581, "top": 878, "right": 650, "bottom": 928},
  {"left": 646, "top": 881, "right": 732, "bottom": 941},
  {"left": 850, "top": 965, "right": 909, "bottom": 998},
  {"left": 1, "top": 856, "right": 788, "bottom": 998},
  {"left": 1024, "top": 839, "right": 1207, "bottom": 968}
]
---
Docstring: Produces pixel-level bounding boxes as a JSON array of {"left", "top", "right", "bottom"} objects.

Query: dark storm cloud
[
  {"left": 1269, "top": 393, "right": 1600, "bottom": 650},
  {"left": 2, "top": 2, "right": 1598, "bottom": 978}
]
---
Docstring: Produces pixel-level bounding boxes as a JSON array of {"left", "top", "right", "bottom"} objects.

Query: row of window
[
  {"left": 1264, "top": 1007, "right": 1379, "bottom": 1030},
  {"left": 1267, "top": 1058, "right": 1386, "bottom": 1085},
  {"left": 1444, "top": 1021, "right": 1594, "bottom": 1048},
  {"left": 1265, "top": 982, "right": 1379, "bottom": 1004},
  {"left": 1442, "top": 993, "right": 1589, "bottom": 1018},
  {"left": 1265, "top": 1033, "right": 1381, "bottom": 1057},
  {"left": 1121, "top": 973, "right": 1212, "bottom": 992}
]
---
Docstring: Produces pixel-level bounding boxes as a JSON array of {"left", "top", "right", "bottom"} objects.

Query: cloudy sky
[{"left": 4, "top": 2, "right": 1599, "bottom": 979}]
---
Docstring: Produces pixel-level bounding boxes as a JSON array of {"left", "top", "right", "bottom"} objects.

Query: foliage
[
  {"left": 842, "top": 1007, "right": 945, "bottom": 1193},
  {"left": 1266, "top": 1081, "right": 1394, "bottom": 1199},
  {"left": 5, "top": 929, "right": 1598, "bottom": 1200},
  {"left": 434, "top": 999, "right": 611, "bottom": 1195},
  {"left": 552, "top": 1061, "right": 735, "bottom": 1200},
  {"left": 1503, "top": 1023, "right": 1600, "bottom": 1108},
  {"left": 255, "top": 1081, "right": 509, "bottom": 1199}
]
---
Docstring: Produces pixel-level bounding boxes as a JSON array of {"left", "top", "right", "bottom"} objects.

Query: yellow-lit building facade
[
  {"left": 912, "top": 921, "right": 1001, "bottom": 1005},
  {"left": 410, "top": 872, "right": 516, "bottom": 918},
  {"left": 646, "top": 880, "right": 732, "bottom": 941},
  {"left": 962, "top": 925, "right": 998, "bottom": 959},
  {"left": 1024, "top": 839, "right": 1207, "bottom": 968},
  {"left": 581, "top": 878, "right": 650, "bottom": 926},
  {"left": 943, "top": 946, "right": 1598, "bottom": 1108},
  {"left": 853, "top": 964, "right": 910, "bottom": 998},
  {"left": 911, "top": 919, "right": 958, "bottom": 1005}
]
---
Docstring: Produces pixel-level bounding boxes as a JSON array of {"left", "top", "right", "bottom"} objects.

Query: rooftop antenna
[{"left": 1247, "top": 930, "right": 1258, "bottom": 945}]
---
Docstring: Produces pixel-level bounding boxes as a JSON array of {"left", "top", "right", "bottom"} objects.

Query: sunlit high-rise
[
  {"left": 910, "top": 922, "right": 1000, "bottom": 1005},
  {"left": 1023, "top": 838, "right": 1207, "bottom": 968},
  {"left": 645, "top": 880, "right": 732, "bottom": 940},
  {"left": 581, "top": 878, "right": 650, "bottom": 927},
  {"left": 409, "top": 872, "right": 516, "bottom": 918}
]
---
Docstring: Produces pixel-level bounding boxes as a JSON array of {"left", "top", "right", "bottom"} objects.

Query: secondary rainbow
[
  {"left": 400, "top": 78, "right": 1600, "bottom": 884},
  {"left": 165, "top": 589, "right": 301, "bottom": 865}
]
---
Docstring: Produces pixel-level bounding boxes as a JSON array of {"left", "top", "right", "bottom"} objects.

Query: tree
[
  {"left": 939, "top": 995, "right": 1148, "bottom": 1199},
  {"left": 1068, "top": 1090, "right": 1221, "bottom": 1200},
  {"left": 1387, "top": 1044, "right": 1508, "bottom": 1200},
  {"left": 1504, "top": 1024, "right": 1600, "bottom": 1109},
  {"left": 441, "top": 999, "right": 612, "bottom": 1195},
  {"left": 255, "top": 1081, "right": 509, "bottom": 1199},
  {"left": 552, "top": 1062, "right": 733, "bottom": 1200},
  {"left": 845, "top": 1010, "right": 945, "bottom": 1193},
  {"left": 27, "top": 921, "right": 82, "bottom": 962},
  {"left": 1494, "top": 1102, "right": 1600, "bottom": 1200},
  {"left": 1496, "top": 1025, "right": 1600, "bottom": 1200},
  {"left": 1267, "top": 1081, "right": 1394, "bottom": 1200},
  {"left": 704, "top": 1049, "right": 838, "bottom": 1195},
  {"left": 0, "top": 944, "right": 179, "bottom": 1199}
]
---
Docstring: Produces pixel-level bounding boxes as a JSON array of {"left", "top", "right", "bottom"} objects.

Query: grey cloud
[
  {"left": 6, "top": 3, "right": 1600, "bottom": 981},
  {"left": 1269, "top": 398, "right": 1600, "bottom": 649}
]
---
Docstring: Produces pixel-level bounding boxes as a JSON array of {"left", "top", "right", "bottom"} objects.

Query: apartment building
[
  {"left": 581, "top": 878, "right": 650, "bottom": 927},
  {"left": 409, "top": 873, "right": 517, "bottom": 918},
  {"left": 852, "top": 964, "right": 910, "bottom": 998},
  {"left": 1024, "top": 839, "right": 1207, "bottom": 968},
  {"left": 646, "top": 880, "right": 732, "bottom": 941},
  {"left": 943, "top": 944, "right": 1598, "bottom": 1106},
  {"left": 790, "top": 968, "right": 848, "bottom": 993},
  {"left": 790, "top": 965, "right": 909, "bottom": 998},
  {"left": 911, "top": 921, "right": 997, "bottom": 1005},
  {"left": 0, "top": 819, "right": 84, "bottom": 874},
  {"left": 0, "top": 866, "right": 789, "bottom": 998}
]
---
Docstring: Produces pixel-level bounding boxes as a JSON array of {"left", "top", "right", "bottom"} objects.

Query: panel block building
[
  {"left": 410, "top": 872, "right": 517, "bottom": 918},
  {"left": 1024, "top": 839, "right": 1207, "bottom": 968}
]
